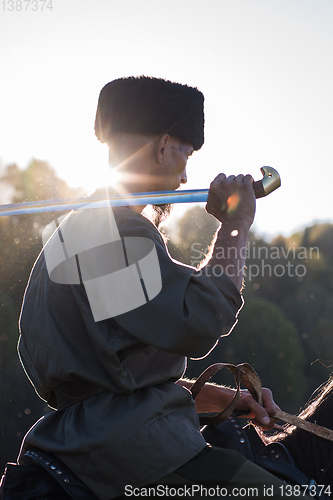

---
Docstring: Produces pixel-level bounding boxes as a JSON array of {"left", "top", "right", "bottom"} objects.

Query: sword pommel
[{"left": 253, "top": 166, "right": 281, "bottom": 199}]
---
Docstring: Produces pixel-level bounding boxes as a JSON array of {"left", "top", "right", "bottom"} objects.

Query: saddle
[
  {"left": 202, "top": 412, "right": 329, "bottom": 499},
  {"left": 0, "top": 416, "right": 328, "bottom": 500},
  {"left": 195, "top": 363, "right": 330, "bottom": 500},
  {"left": 0, "top": 448, "right": 97, "bottom": 500},
  {"left": 0, "top": 362, "right": 329, "bottom": 499}
]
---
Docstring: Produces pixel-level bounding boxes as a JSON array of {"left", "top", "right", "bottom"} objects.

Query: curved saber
[{"left": 0, "top": 167, "right": 280, "bottom": 217}]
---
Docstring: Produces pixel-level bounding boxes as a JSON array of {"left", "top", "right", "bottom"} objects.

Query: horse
[
  {"left": 265, "top": 376, "right": 333, "bottom": 489},
  {"left": 202, "top": 374, "right": 333, "bottom": 498},
  {"left": 2, "top": 375, "right": 333, "bottom": 499}
]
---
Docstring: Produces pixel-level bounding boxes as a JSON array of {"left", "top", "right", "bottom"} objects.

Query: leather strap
[
  {"left": 273, "top": 409, "right": 333, "bottom": 442},
  {"left": 190, "top": 362, "right": 262, "bottom": 425},
  {"left": 191, "top": 362, "right": 333, "bottom": 442}
]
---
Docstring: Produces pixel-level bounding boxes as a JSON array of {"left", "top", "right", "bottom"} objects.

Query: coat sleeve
[{"left": 109, "top": 208, "right": 243, "bottom": 359}]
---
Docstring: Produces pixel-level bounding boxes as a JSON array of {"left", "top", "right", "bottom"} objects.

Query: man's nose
[{"left": 181, "top": 168, "right": 187, "bottom": 184}]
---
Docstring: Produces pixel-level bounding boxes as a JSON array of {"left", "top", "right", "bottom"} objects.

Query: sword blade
[
  {"left": 0, "top": 189, "right": 210, "bottom": 217},
  {"left": 0, "top": 166, "right": 281, "bottom": 217}
]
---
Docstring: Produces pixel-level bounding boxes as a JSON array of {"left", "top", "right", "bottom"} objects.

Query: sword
[{"left": 0, "top": 166, "right": 280, "bottom": 217}]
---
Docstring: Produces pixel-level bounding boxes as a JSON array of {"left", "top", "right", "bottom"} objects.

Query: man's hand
[
  {"left": 234, "top": 387, "right": 280, "bottom": 430},
  {"left": 178, "top": 380, "right": 279, "bottom": 430},
  {"left": 202, "top": 174, "right": 256, "bottom": 290},
  {"left": 206, "top": 174, "right": 256, "bottom": 227}
]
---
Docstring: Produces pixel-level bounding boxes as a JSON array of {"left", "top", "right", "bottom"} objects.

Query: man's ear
[{"left": 157, "top": 134, "right": 170, "bottom": 164}]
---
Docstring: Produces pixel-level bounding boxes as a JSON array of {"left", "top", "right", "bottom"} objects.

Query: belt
[{"left": 47, "top": 380, "right": 105, "bottom": 411}]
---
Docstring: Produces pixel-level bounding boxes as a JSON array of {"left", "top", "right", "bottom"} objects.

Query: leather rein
[{"left": 190, "top": 362, "right": 333, "bottom": 442}]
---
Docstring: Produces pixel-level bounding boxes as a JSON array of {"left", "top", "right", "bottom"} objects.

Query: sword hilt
[{"left": 253, "top": 166, "right": 281, "bottom": 199}]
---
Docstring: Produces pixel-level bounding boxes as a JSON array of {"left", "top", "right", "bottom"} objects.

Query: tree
[
  {"left": 0, "top": 159, "right": 81, "bottom": 469},
  {"left": 184, "top": 299, "right": 306, "bottom": 413},
  {"left": 168, "top": 205, "right": 219, "bottom": 267},
  {"left": 243, "top": 224, "right": 333, "bottom": 395},
  {"left": 167, "top": 206, "right": 333, "bottom": 411}
]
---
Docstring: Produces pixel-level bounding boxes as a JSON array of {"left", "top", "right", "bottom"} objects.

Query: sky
[{"left": 1, "top": 0, "right": 333, "bottom": 238}]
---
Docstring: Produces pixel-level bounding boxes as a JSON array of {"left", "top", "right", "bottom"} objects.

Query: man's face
[
  {"left": 157, "top": 137, "right": 193, "bottom": 192},
  {"left": 107, "top": 133, "right": 194, "bottom": 196},
  {"left": 149, "top": 138, "right": 193, "bottom": 227}
]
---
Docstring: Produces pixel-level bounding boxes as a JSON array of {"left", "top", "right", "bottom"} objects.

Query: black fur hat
[{"left": 95, "top": 76, "right": 204, "bottom": 151}]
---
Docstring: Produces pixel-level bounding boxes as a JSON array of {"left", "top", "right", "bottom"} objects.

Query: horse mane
[{"left": 265, "top": 376, "right": 333, "bottom": 486}]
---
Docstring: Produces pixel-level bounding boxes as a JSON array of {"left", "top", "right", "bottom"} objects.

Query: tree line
[
  {"left": 168, "top": 206, "right": 333, "bottom": 412},
  {"left": 0, "top": 159, "right": 332, "bottom": 471}
]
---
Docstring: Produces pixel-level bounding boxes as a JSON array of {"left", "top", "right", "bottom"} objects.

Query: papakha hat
[{"left": 95, "top": 76, "right": 204, "bottom": 151}]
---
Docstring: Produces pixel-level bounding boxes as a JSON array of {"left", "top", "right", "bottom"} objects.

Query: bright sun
[{"left": 57, "top": 143, "right": 118, "bottom": 193}]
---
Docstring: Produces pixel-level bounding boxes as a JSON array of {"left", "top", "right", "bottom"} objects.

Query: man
[{"left": 17, "top": 77, "right": 288, "bottom": 499}]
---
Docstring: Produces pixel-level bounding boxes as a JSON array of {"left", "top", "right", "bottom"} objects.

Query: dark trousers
[{"left": 150, "top": 446, "right": 313, "bottom": 499}]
